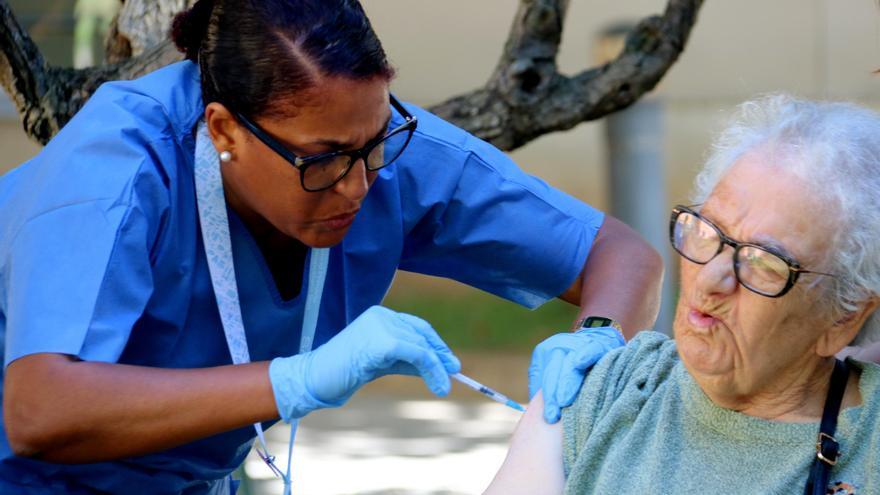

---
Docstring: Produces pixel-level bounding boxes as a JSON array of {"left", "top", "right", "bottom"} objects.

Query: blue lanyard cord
[
  {"left": 283, "top": 247, "right": 329, "bottom": 495},
  {"left": 194, "top": 122, "right": 329, "bottom": 494}
]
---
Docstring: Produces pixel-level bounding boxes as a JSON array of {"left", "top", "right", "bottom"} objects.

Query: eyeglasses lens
[
  {"left": 302, "top": 154, "right": 354, "bottom": 191},
  {"left": 736, "top": 246, "right": 789, "bottom": 295},
  {"left": 673, "top": 212, "right": 720, "bottom": 263},
  {"left": 302, "top": 127, "right": 414, "bottom": 191},
  {"left": 672, "top": 210, "right": 791, "bottom": 296},
  {"left": 366, "top": 127, "right": 412, "bottom": 171}
]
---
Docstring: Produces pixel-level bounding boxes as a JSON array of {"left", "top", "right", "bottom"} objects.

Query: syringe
[{"left": 451, "top": 372, "right": 525, "bottom": 412}]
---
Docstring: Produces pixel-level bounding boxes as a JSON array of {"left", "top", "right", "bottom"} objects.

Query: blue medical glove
[
  {"left": 269, "top": 305, "right": 461, "bottom": 422},
  {"left": 528, "top": 327, "right": 624, "bottom": 424}
]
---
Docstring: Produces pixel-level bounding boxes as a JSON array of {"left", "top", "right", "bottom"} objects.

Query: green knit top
[{"left": 562, "top": 332, "right": 880, "bottom": 495}]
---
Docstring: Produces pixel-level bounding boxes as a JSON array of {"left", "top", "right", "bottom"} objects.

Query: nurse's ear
[{"left": 204, "top": 103, "right": 244, "bottom": 158}]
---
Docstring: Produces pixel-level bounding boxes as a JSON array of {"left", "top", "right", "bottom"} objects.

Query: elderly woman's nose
[{"left": 694, "top": 246, "right": 738, "bottom": 296}]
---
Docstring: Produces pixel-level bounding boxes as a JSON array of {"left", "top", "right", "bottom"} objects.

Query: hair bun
[{"left": 171, "top": 0, "right": 216, "bottom": 61}]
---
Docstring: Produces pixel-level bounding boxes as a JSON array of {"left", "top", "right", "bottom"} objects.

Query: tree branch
[
  {"left": 491, "top": 0, "right": 569, "bottom": 104},
  {"left": 0, "top": 0, "right": 53, "bottom": 141},
  {"left": 115, "top": 0, "right": 188, "bottom": 57},
  {"left": 1, "top": 0, "right": 702, "bottom": 150},
  {"left": 429, "top": 0, "right": 704, "bottom": 150},
  {"left": 0, "top": 0, "right": 183, "bottom": 144}
]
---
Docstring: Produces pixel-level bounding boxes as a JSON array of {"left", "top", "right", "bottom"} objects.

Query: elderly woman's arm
[{"left": 484, "top": 392, "right": 565, "bottom": 494}]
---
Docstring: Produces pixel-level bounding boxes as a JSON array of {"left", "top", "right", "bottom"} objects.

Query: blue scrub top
[{"left": 0, "top": 61, "right": 603, "bottom": 494}]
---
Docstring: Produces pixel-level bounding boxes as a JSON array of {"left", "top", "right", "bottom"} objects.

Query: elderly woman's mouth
[{"left": 688, "top": 309, "right": 721, "bottom": 330}]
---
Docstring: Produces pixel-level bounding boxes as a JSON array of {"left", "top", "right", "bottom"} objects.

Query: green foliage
[{"left": 383, "top": 289, "right": 577, "bottom": 351}]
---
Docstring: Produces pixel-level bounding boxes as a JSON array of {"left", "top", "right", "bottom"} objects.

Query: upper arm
[
  {"left": 4, "top": 201, "right": 157, "bottom": 367},
  {"left": 399, "top": 133, "right": 604, "bottom": 309},
  {"left": 485, "top": 391, "right": 565, "bottom": 495},
  {"left": 1, "top": 101, "right": 174, "bottom": 368},
  {"left": 558, "top": 215, "right": 663, "bottom": 307}
]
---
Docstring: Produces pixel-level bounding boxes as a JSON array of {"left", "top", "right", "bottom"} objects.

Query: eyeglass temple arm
[
  {"left": 233, "top": 111, "right": 308, "bottom": 168},
  {"left": 389, "top": 94, "right": 416, "bottom": 124},
  {"left": 793, "top": 267, "right": 836, "bottom": 277}
]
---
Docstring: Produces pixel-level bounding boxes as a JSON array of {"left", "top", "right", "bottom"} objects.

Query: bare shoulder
[{"left": 483, "top": 391, "right": 565, "bottom": 495}]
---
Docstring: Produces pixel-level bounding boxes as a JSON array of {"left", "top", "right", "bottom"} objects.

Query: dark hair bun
[{"left": 171, "top": 0, "right": 215, "bottom": 61}]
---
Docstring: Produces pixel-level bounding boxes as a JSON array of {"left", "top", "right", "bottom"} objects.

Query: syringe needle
[{"left": 451, "top": 373, "right": 525, "bottom": 412}]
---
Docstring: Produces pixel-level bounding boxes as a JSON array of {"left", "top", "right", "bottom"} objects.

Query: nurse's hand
[
  {"left": 528, "top": 327, "right": 624, "bottom": 424},
  {"left": 269, "top": 306, "right": 461, "bottom": 421}
]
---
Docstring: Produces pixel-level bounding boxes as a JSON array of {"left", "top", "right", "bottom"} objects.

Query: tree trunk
[
  {"left": 108, "top": 0, "right": 189, "bottom": 58},
  {"left": 0, "top": 0, "right": 704, "bottom": 149},
  {"left": 0, "top": 0, "right": 184, "bottom": 142}
]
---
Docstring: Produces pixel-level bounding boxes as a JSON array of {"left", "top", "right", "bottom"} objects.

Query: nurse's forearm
[
  {"left": 4, "top": 353, "right": 278, "bottom": 463},
  {"left": 559, "top": 215, "right": 663, "bottom": 339}
]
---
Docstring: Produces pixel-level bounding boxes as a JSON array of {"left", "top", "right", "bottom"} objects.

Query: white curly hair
[{"left": 690, "top": 94, "right": 880, "bottom": 345}]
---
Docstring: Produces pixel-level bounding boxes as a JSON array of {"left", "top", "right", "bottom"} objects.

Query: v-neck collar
[{"left": 227, "top": 207, "right": 310, "bottom": 309}]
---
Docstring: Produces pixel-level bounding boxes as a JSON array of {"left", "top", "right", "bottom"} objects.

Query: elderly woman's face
[{"left": 673, "top": 152, "right": 838, "bottom": 400}]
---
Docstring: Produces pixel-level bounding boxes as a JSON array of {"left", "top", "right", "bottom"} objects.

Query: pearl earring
[{"left": 219, "top": 151, "right": 232, "bottom": 162}]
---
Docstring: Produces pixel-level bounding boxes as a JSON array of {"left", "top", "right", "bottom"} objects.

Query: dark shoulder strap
[{"left": 803, "top": 359, "right": 850, "bottom": 495}]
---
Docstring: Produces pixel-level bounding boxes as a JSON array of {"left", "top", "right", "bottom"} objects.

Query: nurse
[{"left": 0, "top": 0, "right": 662, "bottom": 493}]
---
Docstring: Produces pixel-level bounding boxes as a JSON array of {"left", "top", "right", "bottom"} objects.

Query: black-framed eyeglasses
[
  {"left": 233, "top": 94, "right": 417, "bottom": 192},
  {"left": 669, "top": 205, "right": 835, "bottom": 298}
]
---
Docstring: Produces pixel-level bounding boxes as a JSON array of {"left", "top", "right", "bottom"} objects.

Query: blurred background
[{"left": 2, "top": 1, "right": 880, "bottom": 493}]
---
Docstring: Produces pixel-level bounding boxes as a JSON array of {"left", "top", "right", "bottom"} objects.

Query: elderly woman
[{"left": 485, "top": 95, "right": 880, "bottom": 494}]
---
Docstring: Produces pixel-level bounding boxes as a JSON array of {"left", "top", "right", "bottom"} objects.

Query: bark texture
[
  {"left": 1, "top": 0, "right": 183, "bottom": 143},
  {"left": 428, "top": 0, "right": 703, "bottom": 149},
  {"left": 1, "top": 0, "right": 703, "bottom": 149}
]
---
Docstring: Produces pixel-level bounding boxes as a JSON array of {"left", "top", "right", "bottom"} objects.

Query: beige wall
[
  {"left": 364, "top": 0, "right": 880, "bottom": 101},
  {"left": 358, "top": 0, "right": 880, "bottom": 209},
  {"left": 0, "top": 119, "right": 40, "bottom": 175},
  {"left": 4, "top": 0, "right": 880, "bottom": 208}
]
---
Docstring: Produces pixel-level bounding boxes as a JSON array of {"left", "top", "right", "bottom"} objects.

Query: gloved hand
[
  {"left": 269, "top": 305, "right": 461, "bottom": 422},
  {"left": 528, "top": 327, "right": 624, "bottom": 424}
]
